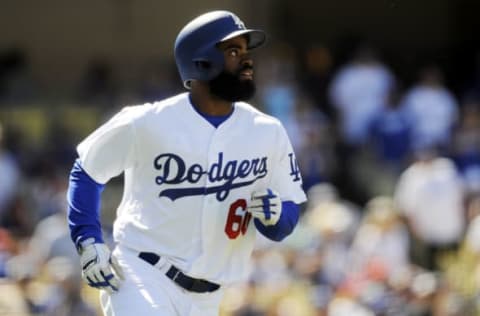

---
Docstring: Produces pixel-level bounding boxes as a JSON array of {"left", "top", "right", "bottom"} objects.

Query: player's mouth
[{"left": 239, "top": 67, "right": 254, "bottom": 80}]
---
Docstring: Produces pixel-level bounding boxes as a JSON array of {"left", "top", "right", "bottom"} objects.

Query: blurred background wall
[
  {"left": 0, "top": 0, "right": 248, "bottom": 94},
  {"left": 1, "top": 0, "right": 478, "bottom": 94}
]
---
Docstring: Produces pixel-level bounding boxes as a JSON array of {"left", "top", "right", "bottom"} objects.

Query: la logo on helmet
[{"left": 231, "top": 14, "right": 245, "bottom": 29}]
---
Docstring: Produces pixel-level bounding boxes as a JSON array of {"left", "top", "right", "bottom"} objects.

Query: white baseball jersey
[{"left": 77, "top": 92, "right": 307, "bottom": 284}]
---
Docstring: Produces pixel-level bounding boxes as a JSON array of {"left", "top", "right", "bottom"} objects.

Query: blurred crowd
[{"left": 1, "top": 40, "right": 480, "bottom": 315}]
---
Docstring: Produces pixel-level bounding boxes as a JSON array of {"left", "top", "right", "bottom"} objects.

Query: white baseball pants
[{"left": 99, "top": 245, "right": 225, "bottom": 316}]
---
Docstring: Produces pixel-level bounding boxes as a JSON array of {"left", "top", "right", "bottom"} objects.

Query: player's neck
[{"left": 189, "top": 89, "right": 233, "bottom": 116}]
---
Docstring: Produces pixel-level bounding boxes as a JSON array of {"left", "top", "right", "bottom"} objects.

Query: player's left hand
[
  {"left": 79, "top": 239, "right": 124, "bottom": 294},
  {"left": 247, "top": 189, "right": 282, "bottom": 226}
]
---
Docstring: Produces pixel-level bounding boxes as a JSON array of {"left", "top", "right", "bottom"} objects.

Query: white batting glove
[
  {"left": 247, "top": 189, "right": 282, "bottom": 226},
  {"left": 79, "top": 238, "right": 124, "bottom": 293}
]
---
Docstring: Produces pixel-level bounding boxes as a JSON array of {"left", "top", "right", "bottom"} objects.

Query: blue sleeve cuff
[
  {"left": 255, "top": 201, "right": 300, "bottom": 241},
  {"left": 67, "top": 159, "right": 105, "bottom": 248}
]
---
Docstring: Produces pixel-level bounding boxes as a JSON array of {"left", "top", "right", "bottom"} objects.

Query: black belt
[{"left": 138, "top": 252, "right": 220, "bottom": 293}]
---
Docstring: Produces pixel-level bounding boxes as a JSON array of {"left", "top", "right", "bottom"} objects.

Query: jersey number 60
[{"left": 224, "top": 199, "right": 252, "bottom": 239}]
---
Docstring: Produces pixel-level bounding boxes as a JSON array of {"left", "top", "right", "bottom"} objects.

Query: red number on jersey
[{"left": 224, "top": 199, "right": 252, "bottom": 239}]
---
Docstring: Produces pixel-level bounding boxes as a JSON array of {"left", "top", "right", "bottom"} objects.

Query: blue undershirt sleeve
[
  {"left": 254, "top": 201, "right": 300, "bottom": 241},
  {"left": 67, "top": 159, "right": 105, "bottom": 248}
]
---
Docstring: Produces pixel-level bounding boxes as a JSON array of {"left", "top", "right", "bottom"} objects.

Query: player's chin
[{"left": 236, "top": 81, "right": 256, "bottom": 101}]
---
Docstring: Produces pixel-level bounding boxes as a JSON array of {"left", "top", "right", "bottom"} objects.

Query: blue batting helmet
[{"left": 174, "top": 11, "right": 266, "bottom": 89}]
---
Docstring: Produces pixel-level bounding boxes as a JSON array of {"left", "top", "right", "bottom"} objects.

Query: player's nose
[{"left": 240, "top": 57, "right": 253, "bottom": 69}]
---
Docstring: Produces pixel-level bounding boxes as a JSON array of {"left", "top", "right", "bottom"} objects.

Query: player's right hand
[{"left": 79, "top": 238, "right": 124, "bottom": 293}]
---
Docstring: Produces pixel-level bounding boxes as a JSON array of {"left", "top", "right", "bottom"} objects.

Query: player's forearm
[
  {"left": 67, "top": 159, "right": 105, "bottom": 248},
  {"left": 254, "top": 201, "right": 300, "bottom": 241}
]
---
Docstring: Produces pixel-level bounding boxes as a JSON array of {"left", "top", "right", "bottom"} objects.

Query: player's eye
[{"left": 228, "top": 49, "right": 239, "bottom": 57}]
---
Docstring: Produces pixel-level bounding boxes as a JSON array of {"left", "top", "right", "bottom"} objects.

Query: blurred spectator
[
  {"left": 6, "top": 197, "right": 74, "bottom": 281},
  {"left": 300, "top": 43, "right": 335, "bottom": 118},
  {"left": 349, "top": 86, "right": 414, "bottom": 198},
  {"left": 257, "top": 43, "right": 299, "bottom": 134},
  {"left": 222, "top": 282, "right": 263, "bottom": 316},
  {"left": 368, "top": 86, "right": 413, "bottom": 170},
  {"left": 328, "top": 43, "right": 395, "bottom": 204},
  {"left": 27, "top": 163, "right": 69, "bottom": 220},
  {"left": 0, "top": 122, "right": 21, "bottom": 220},
  {"left": 463, "top": 194, "right": 480, "bottom": 271},
  {"left": 297, "top": 183, "right": 361, "bottom": 310},
  {"left": 394, "top": 148, "right": 466, "bottom": 271},
  {"left": 439, "top": 194, "right": 480, "bottom": 315},
  {"left": 326, "top": 296, "right": 374, "bottom": 316},
  {"left": 0, "top": 226, "right": 18, "bottom": 277},
  {"left": 331, "top": 197, "right": 412, "bottom": 315},
  {"left": 451, "top": 99, "right": 480, "bottom": 194},
  {"left": 349, "top": 196, "right": 410, "bottom": 278},
  {"left": 462, "top": 195, "right": 480, "bottom": 294},
  {"left": 401, "top": 64, "right": 459, "bottom": 151},
  {"left": 42, "top": 257, "right": 97, "bottom": 316},
  {"left": 462, "top": 50, "right": 480, "bottom": 102},
  {"left": 0, "top": 124, "right": 32, "bottom": 276},
  {"left": 0, "top": 195, "right": 34, "bottom": 242},
  {"left": 136, "top": 61, "right": 179, "bottom": 103},
  {"left": 77, "top": 57, "right": 118, "bottom": 107},
  {"left": 0, "top": 48, "right": 37, "bottom": 103},
  {"left": 0, "top": 278, "right": 31, "bottom": 314},
  {"left": 4, "top": 188, "right": 85, "bottom": 315},
  {"left": 41, "top": 123, "right": 77, "bottom": 173},
  {"left": 293, "top": 94, "right": 337, "bottom": 192},
  {"left": 328, "top": 43, "right": 395, "bottom": 147}
]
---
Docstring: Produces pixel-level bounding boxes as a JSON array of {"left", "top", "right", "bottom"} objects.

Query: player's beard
[{"left": 208, "top": 66, "right": 256, "bottom": 102}]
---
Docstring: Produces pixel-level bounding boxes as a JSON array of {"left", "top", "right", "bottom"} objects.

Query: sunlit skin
[{"left": 190, "top": 35, "right": 253, "bottom": 116}]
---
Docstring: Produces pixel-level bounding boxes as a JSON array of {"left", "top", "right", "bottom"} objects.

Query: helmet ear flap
[
  {"left": 182, "top": 59, "right": 214, "bottom": 89},
  {"left": 192, "top": 57, "right": 221, "bottom": 81}
]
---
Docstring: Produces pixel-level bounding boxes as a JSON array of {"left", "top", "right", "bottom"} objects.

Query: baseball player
[{"left": 67, "top": 10, "right": 307, "bottom": 316}]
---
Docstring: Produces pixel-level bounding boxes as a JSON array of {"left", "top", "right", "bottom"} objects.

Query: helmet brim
[{"left": 219, "top": 29, "right": 266, "bottom": 50}]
